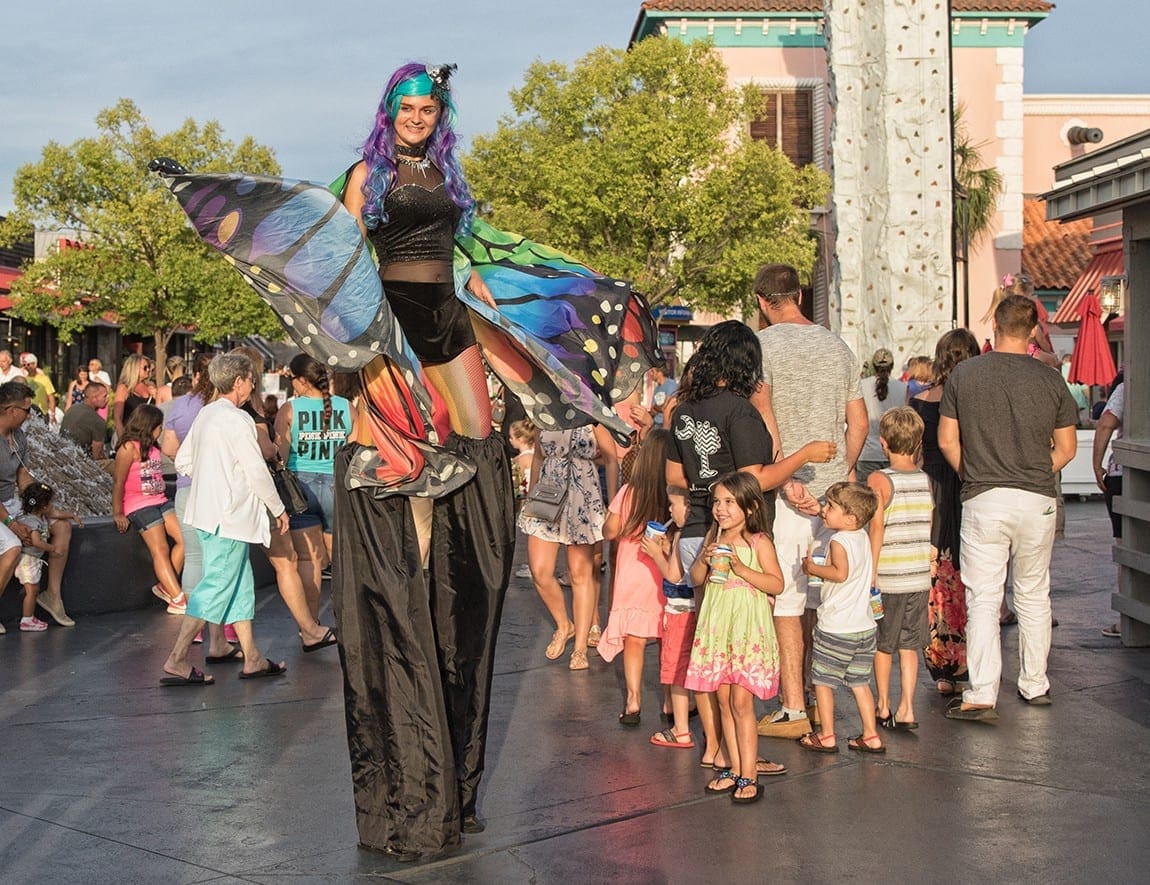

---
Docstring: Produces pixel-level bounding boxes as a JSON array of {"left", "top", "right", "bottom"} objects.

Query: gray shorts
[
  {"left": 875, "top": 590, "right": 930, "bottom": 653},
  {"left": 812, "top": 627, "right": 876, "bottom": 688}
]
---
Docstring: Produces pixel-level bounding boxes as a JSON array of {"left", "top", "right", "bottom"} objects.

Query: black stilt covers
[{"left": 330, "top": 434, "right": 514, "bottom": 855}]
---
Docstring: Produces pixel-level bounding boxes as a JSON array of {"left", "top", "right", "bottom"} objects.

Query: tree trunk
[{"left": 153, "top": 330, "right": 172, "bottom": 373}]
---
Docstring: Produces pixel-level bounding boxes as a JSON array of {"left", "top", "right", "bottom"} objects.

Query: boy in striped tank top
[{"left": 867, "top": 407, "right": 934, "bottom": 731}]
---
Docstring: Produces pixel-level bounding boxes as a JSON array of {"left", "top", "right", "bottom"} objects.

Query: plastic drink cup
[
  {"left": 710, "top": 544, "right": 734, "bottom": 583},
  {"left": 869, "top": 586, "right": 885, "bottom": 620},
  {"left": 807, "top": 553, "right": 826, "bottom": 589},
  {"left": 645, "top": 520, "right": 668, "bottom": 541}
]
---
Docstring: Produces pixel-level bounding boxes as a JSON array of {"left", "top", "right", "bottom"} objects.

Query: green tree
[
  {"left": 465, "top": 37, "right": 829, "bottom": 313},
  {"left": 0, "top": 99, "right": 284, "bottom": 358},
  {"left": 954, "top": 105, "right": 1004, "bottom": 246}
]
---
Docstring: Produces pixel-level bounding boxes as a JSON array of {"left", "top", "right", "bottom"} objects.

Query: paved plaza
[{"left": 0, "top": 499, "right": 1146, "bottom": 883}]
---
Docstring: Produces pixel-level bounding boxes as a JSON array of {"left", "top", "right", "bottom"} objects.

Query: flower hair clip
[
  {"left": 1001, "top": 273, "right": 1015, "bottom": 288},
  {"left": 426, "top": 63, "right": 457, "bottom": 90}
]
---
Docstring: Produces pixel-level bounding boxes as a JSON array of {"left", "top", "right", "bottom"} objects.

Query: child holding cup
[{"left": 599, "top": 430, "right": 673, "bottom": 727}]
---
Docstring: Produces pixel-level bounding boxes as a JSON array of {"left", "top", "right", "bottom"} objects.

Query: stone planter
[{"left": 0, "top": 517, "right": 276, "bottom": 622}]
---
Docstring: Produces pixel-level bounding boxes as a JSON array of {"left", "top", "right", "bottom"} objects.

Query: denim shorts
[
  {"left": 128, "top": 500, "right": 174, "bottom": 532},
  {"left": 289, "top": 471, "right": 334, "bottom": 533}
]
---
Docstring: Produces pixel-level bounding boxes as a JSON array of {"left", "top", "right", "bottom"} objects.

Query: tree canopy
[
  {"left": 0, "top": 99, "right": 284, "bottom": 357},
  {"left": 464, "top": 37, "right": 829, "bottom": 313}
]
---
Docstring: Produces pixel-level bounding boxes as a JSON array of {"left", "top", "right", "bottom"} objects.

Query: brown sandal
[
  {"left": 847, "top": 734, "right": 886, "bottom": 754},
  {"left": 545, "top": 626, "right": 574, "bottom": 660},
  {"left": 797, "top": 731, "right": 839, "bottom": 753},
  {"left": 569, "top": 649, "right": 589, "bottom": 671}
]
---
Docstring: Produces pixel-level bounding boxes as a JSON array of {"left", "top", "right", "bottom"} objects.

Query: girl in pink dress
[{"left": 599, "top": 429, "right": 671, "bottom": 727}]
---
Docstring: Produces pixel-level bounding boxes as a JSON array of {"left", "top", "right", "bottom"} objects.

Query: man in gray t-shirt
[
  {"left": 752, "top": 264, "right": 867, "bottom": 738},
  {"left": 939, "top": 294, "right": 1077, "bottom": 720}
]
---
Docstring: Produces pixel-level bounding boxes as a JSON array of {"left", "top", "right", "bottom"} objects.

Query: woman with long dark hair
[
  {"left": 274, "top": 353, "right": 354, "bottom": 619},
  {"left": 910, "top": 328, "right": 981, "bottom": 694},
  {"left": 667, "top": 320, "right": 834, "bottom": 774},
  {"left": 857, "top": 348, "right": 908, "bottom": 483}
]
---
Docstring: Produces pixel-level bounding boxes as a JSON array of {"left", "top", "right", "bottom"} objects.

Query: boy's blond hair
[
  {"left": 825, "top": 481, "right": 878, "bottom": 528},
  {"left": 879, "top": 406, "right": 925, "bottom": 457},
  {"left": 906, "top": 355, "right": 933, "bottom": 383}
]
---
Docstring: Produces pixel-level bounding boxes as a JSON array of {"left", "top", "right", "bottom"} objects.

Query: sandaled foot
[
  {"left": 568, "top": 649, "right": 589, "bottom": 671},
  {"left": 650, "top": 729, "right": 695, "bottom": 749},
  {"left": 705, "top": 769, "right": 738, "bottom": 794},
  {"left": 545, "top": 625, "right": 575, "bottom": 660},
  {"left": 936, "top": 679, "right": 956, "bottom": 695},
  {"left": 619, "top": 709, "right": 641, "bottom": 727},
  {"left": 945, "top": 697, "right": 999, "bottom": 721},
  {"left": 847, "top": 733, "right": 886, "bottom": 754},
  {"left": 160, "top": 666, "right": 214, "bottom": 687},
  {"left": 586, "top": 625, "right": 602, "bottom": 648},
  {"left": 797, "top": 732, "right": 839, "bottom": 753},
  {"left": 755, "top": 757, "right": 787, "bottom": 776},
  {"left": 731, "top": 776, "right": 764, "bottom": 804}
]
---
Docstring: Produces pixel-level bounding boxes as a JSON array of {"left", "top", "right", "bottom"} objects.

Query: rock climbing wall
[{"left": 824, "top": 0, "right": 954, "bottom": 364}]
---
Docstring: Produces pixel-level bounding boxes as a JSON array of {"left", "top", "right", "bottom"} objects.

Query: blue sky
[{"left": 2, "top": 0, "right": 1145, "bottom": 215}]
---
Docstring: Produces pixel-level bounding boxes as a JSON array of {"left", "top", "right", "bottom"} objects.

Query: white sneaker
[
  {"left": 20, "top": 616, "right": 48, "bottom": 632},
  {"left": 515, "top": 564, "right": 532, "bottom": 579}
]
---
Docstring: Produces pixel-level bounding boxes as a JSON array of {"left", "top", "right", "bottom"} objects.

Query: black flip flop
[
  {"left": 239, "top": 660, "right": 287, "bottom": 680},
  {"left": 619, "top": 710, "right": 641, "bottom": 727},
  {"left": 160, "top": 667, "right": 214, "bottom": 687},
  {"left": 705, "top": 770, "right": 738, "bottom": 794},
  {"left": 205, "top": 645, "right": 244, "bottom": 664},
  {"left": 302, "top": 627, "right": 338, "bottom": 653}
]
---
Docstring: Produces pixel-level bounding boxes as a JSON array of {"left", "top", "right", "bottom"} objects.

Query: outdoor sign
[{"left": 652, "top": 305, "right": 693, "bottom": 323}]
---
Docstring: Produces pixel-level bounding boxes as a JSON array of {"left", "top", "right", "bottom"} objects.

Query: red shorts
[{"left": 659, "top": 610, "right": 698, "bottom": 686}]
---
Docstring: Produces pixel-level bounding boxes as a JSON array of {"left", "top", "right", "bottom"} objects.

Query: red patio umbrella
[{"left": 1068, "top": 293, "right": 1117, "bottom": 386}]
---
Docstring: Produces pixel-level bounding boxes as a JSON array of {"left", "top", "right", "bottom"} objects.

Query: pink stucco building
[{"left": 630, "top": 1, "right": 1149, "bottom": 344}]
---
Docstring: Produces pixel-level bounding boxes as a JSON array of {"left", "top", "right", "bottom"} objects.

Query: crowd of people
[
  {"left": 4, "top": 58, "right": 1121, "bottom": 862},
  {"left": 0, "top": 347, "right": 349, "bottom": 656},
  {"left": 502, "top": 264, "right": 1086, "bottom": 806}
]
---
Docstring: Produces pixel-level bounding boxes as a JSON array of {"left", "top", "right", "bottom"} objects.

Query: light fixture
[{"left": 1098, "top": 275, "right": 1125, "bottom": 316}]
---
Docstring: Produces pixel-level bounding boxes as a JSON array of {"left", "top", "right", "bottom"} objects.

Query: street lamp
[{"left": 1098, "top": 275, "right": 1125, "bottom": 317}]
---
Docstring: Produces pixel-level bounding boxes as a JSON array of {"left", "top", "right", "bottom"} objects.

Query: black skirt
[{"left": 382, "top": 279, "right": 476, "bottom": 366}]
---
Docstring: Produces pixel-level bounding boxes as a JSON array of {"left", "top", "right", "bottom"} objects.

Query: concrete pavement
[{"left": 0, "top": 499, "right": 1146, "bottom": 883}]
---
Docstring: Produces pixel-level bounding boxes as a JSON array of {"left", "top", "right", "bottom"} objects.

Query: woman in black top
[
  {"left": 666, "top": 321, "right": 834, "bottom": 775},
  {"left": 335, "top": 62, "right": 514, "bottom": 858}
]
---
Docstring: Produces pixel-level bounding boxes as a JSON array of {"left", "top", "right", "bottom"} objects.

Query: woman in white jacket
[{"left": 160, "top": 353, "right": 290, "bottom": 685}]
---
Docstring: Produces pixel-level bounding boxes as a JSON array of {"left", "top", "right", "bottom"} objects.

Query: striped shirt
[{"left": 875, "top": 468, "right": 933, "bottom": 595}]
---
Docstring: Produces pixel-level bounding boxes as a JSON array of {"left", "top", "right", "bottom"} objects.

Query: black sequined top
[{"left": 366, "top": 162, "right": 459, "bottom": 267}]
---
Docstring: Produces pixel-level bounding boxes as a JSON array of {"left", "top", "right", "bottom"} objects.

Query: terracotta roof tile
[
  {"left": 1022, "top": 198, "right": 1092, "bottom": 292},
  {"left": 639, "top": 1, "right": 1053, "bottom": 13}
]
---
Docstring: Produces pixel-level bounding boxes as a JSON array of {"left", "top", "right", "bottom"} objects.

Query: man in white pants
[
  {"left": 939, "top": 294, "right": 1078, "bottom": 719},
  {"left": 753, "top": 264, "right": 866, "bottom": 737}
]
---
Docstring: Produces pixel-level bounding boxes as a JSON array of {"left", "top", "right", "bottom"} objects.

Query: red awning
[{"left": 1051, "top": 243, "right": 1124, "bottom": 323}]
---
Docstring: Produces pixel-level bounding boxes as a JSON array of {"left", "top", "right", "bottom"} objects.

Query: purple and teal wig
[{"left": 360, "top": 62, "right": 476, "bottom": 235}]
